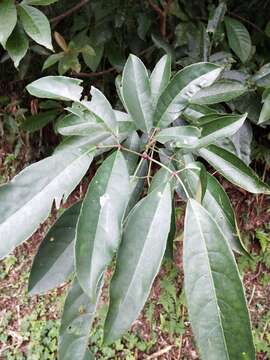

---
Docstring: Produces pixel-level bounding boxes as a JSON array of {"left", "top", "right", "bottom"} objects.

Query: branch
[
  {"left": 71, "top": 67, "right": 115, "bottom": 78},
  {"left": 50, "top": 0, "right": 90, "bottom": 24},
  {"left": 227, "top": 12, "right": 264, "bottom": 34},
  {"left": 148, "top": 0, "right": 172, "bottom": 38}
]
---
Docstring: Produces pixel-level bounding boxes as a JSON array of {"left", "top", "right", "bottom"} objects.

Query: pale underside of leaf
[{"left": 0, "top": 149, "right": 93, "bottom": 259}]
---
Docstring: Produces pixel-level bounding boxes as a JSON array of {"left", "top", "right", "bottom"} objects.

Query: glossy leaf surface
[
  {"left": 0, "top": 0, "right": 17, "bottom": 48},
  {"left": 27, "top": 76, "right": 83, "bottom": 101},
  {"left": 197, "top": 113, "right": 247, "bottom": 148},
  {"left": 122, "top": 54, "right": 154, "bottom": 132},
  {"left": 58, "top": 277, "right": 100, "bottom": 360},
  {"left": 75, "top": 151, "right": 129, "bottom": 300},
  {"left": 150, "top": 54, "right": 171, "bottom": 108},
  {"left": 155, "top": 63, "right": 222, "bottom": 128},
  {"left": 190, "top": 80, "right": 246, "bottom": 105},
  {"left": 198, "top": 145, "right": 270, "bottom": 194},
  {"left": 18, "top": 4, "right": 53, "bottom": 50},
  {"left": 28, "top": 202, "right": 81, "bottom": 295},
  {"left": 0, "top": 149, "right": 93, "bottom": 259},
  {"left": 104, "top": 183, "right": 172, "bottom": 344},
  {"left": 6, "top": 25, "right": 28, "bottom": 67},
  {"left": 225, "top": 16, "right": 251, "bottom": 63},
  {"left": 156, "top": 126, "right": 201, "bottom": 148},
  {"left": 183, "top": 199, "right": 255, "bottom": 360}
]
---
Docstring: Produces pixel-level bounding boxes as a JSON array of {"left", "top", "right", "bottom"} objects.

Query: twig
[
  {"left": 50, "top": 0, "right": 90, "bottom": 24},
  {"left": 71, "top": 67, "right": 115, "bottom": 78},
  {"left": 146, "top": 345, "right": 174, "bottom": 359},
  {"left": 148, "top": 0, "right": 172, "bottom": 38},
  {"left": 227, "top": 12, "right": 264, "bottom": 34}
]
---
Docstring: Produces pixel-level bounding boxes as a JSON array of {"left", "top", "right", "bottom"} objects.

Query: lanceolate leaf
[
  {"left": 252, "top": 63, "right": 270, "bottom": 88},
  {"left": 56, "top": 113, "right": 109, "bottom": 137},
  {"left": 82, "top": 87, "right": 118, "bottom": 134},
  {"left": 197, "top": 113, "right": 247, "bottom": 148},
  {"left": 198, "top": 145, "right": 270, "bottom": 194},
  {"left": 156, "top": 126, "right": 201, "bottom": 148},
  {"left": 258, "top": 94, "right": 270, "bottom": 124},
  {"left": 18, "top": 4, "right": 53, "bottom": 50},
  {"left": 6, "top": 25, "right": 29, "bottom": 68},
  {"left": 22, "top": 110, "right": 59, "bottom": 133},
  {"left": 122, "top": 132, "right": 141, "bottom": 175},
  {"left": 24, "top": 0, "right": 59, "bottom": 5},
  {"left": 125, "top": 159, "right": 149, "bottom": 216},
  {"left": 176, "top": 165, "right": 247, "bottom": 254},
  {"left": 27, "top": 76, "right": 83, "bottom": 101},
  {"left": 183, "top": 199, "right": 255, "bottom": 360},
  {"left": 0, "top": 149, "right": 94, "bottom": 259},
  {"left": 216, "top": 122, "right": 252, "bottom": 165},
  {"left": 58, "top": 277, "right": 101, "bottom": 360},
  {"left": 104, "top": 183, "right": 172, "bottom": 344},
  {"left": 206, "top": 2, "right": 227, "bottom": 35},
  {"left": 204, "top": 173, "right": 247, "bottom": 255},
  {"left": 28, "top": 202, "right": 81, "bottom": 295},
  {"left": 150, "top": 55, "right": 171, "bottom": 108},
  {"left": 0, "top": 0, "right": 17, "bottom": 49},
  {"left": 122, "top": 54, "right": 154, "bottom": 133},
  {"left": 190, "top": 80, "right": 246, "bottom": 105},
  {"left": 155, "top": 63, "right": 222, "bottom": 128},
  {"left": 75, "top": 151, "right": 130, "bottom": 300},
  {"left": 224, "top": 16, "right": 251, "bottom": 63}
]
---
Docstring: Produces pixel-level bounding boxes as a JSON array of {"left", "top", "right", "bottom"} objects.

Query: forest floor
[{"left": 0, "top": 139, "right": 269, "bottom": 360}]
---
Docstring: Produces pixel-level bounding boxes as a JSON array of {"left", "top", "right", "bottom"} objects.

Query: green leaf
[
  {"left": 207, "top": 2, "right": 226, "bottom": 35},
  {"left": 0, "top": 0, "right": 17, "bottom": 49},
  {"left": 83, "top": 43, "right": 104, "bottom": 72},
  {"left": 26, "top": 76, "right": 83, "bottom": 101},
  {"left": 6, "top": 25, "right": 28, "bottom": 68},
  {"left": 252, "top": 63, "right": 270, "bottom": 88},
  {"left": 81, "top": 87, "right": 118, "bottom": 134},
  {"left": 104, "top": 183, "right": 172, "bottom": 344},
  {"left": 0, "top": 149, "right": 94, "bottom": 259},
  {"left": 42, "top": 52, "right": 65, "bottom": 71},
  {"left": 164, "top": 203, "right": 176, "bottom": 260},
  {"left": 56, "top": 113, "right": 109, "bottom": 138},
  {"left": 190, "top": 80, "right": 246, "bottom": 105},
  {"left": 58, "top": 277, "right": 100, "bottom": 360},
  {"left": 22, "top": 110, "right": 59, "bottom": 132},
  {"left": 198, "top": 145, "right": 270, "bottom": 194},
  {"left": 258, "top": 94, "right": 270, "bottom": 124},
  {"left": 183, "top": 199, "right": 255, "bottom": 360},
  {"left": 75, "top": 151, "right": 129, "bottom": 300},
  {"left": 155, "top": 63, "right": 222, "bottom": 128},
  {"left": 125, "top": 160, "right": 148, "bottom": 216},
  {"left": 122, "top": 132, "right": 141, "bottom": 175},
  {"left": 150, "top": 54, "right": 171, "bottom": 108},
  {"left": 204, "top": 173, "right": 248, "bottom": 255},
  {"left": 28, "top": 202, "right": 81, "bottom": 295},
  {"left": 176, "top": 165, "right": 246, "bottom": 254},
  {"left": 18, "top": 4, "right": 53, "bottom": 50},
  {"left": 216, "top": 122, "right": 252, "bottom": 165},
  {"left": 197, "top": 113, "right": 247, "bottom": 148},
  {"left": 156, "top": 126, "right": 201, "bottom": 148},
  {"left": 224, "top": 16, "right": 251, "bottom": 63},
  {"left": 23, "top": 0, "right": 59, "bottom": 5},
  {"left": 183, "top": 104, "right": 218, "bottom": 124},
  {"left": 122, "top": 54, "right": 154, "bottom": 133}
]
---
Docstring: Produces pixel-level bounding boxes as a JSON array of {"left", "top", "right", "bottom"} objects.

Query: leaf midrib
[
  {"left": 0, "top": 150, "right": 91, "bottom": 227},
  {"left": 191, "top": 201, "right": 230, "bottom": 360}
]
